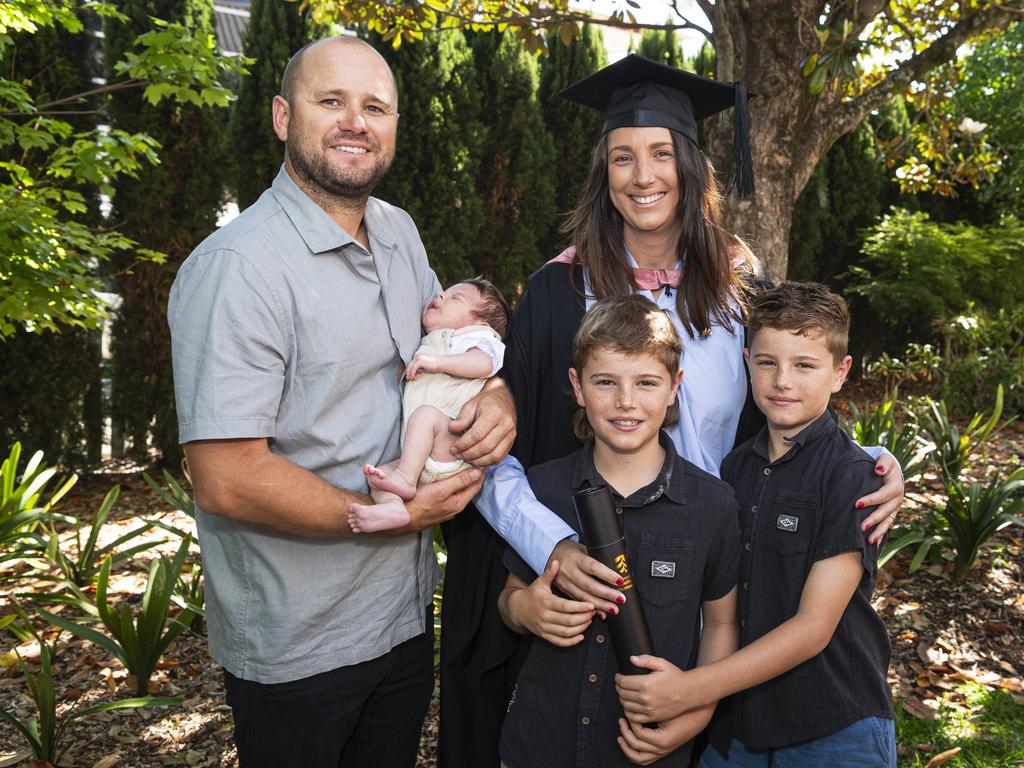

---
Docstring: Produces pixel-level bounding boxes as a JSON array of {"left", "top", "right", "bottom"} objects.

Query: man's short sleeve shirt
[{"left": 169, "top": 167, "right": 441, "bottom": 683}]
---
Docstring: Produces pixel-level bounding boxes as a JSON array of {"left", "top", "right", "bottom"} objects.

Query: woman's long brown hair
[{"left": 562, "top": 130, "right": 747, "bottom": 338}]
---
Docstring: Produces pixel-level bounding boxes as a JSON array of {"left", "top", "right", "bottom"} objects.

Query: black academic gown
[{"left": 438, "top": 261, "right": 765, "bottom": 767}]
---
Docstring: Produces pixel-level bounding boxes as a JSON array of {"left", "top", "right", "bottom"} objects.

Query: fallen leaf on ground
[
  {"left": 0, "top": 751, "right": 33, "bottom": 768},
  {"left": 924, "top": 747, "right": 962, "bottom": 767},
  {"left": 902, "top": 696, "right": 939, "bottom": 720}
]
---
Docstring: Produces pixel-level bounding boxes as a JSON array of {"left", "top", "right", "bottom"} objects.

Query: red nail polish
[
  {"left": 876, "top": 465, "right": 885, "bottom": 473},
  {"left": 616, "top": 576, "right": 625, "bottom": 586},
  {"left": 610, "top": 606, "right": 618, "bottom": 616},
  {"left": 856, "top": 501, "right": 864, "bottom": 509},
  {"left": 616, "top": 595, "right": 625, "bottom": 605}
]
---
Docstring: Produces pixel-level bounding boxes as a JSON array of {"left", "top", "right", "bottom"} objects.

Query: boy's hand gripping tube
[{"left": 573, "top": 484, "right": 654, "bottom": 675}]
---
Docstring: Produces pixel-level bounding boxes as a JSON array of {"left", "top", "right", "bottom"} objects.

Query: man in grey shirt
[{"left": 169, "top": 37, "right": 514, "bottom": 767}]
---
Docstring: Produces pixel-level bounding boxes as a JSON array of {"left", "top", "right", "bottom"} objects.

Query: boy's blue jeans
[{"left": 699, "top": 716, "right": 896, "bottom": 768}]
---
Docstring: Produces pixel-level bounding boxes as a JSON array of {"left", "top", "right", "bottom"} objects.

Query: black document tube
[{"left": 573, "top": 484, "right": 654, "bottom": 675}]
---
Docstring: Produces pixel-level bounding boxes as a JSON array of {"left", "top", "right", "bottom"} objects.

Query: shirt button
[
  {"left": 743, "top": 582, "right": 749, "bottom": 590},
  {"left": 581, "top": 716, "right": 591, "bottom": 726},
  {"left": 741, "top": 620, "right": 746, "bottom": 629},
  {"left": 744, "top": 542, "right": 751, "bottom": 551},
  {"left": 751, "top": 504, "right": 758, "bottom": 513},
  {"left": 763, "top": 468, "right": 772, "bottom": 476},
  {"left": 588, "top": 673, "right": 598, "bottom": 683},
  {"left": 616, "top": 507, "right": 623, "bottom": 515},
  {"left": 596, "top": 634, "right": 605, "bottom": 644}
]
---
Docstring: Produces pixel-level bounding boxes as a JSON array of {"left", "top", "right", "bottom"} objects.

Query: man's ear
[
  {"left": 568, "top": 367, "right": 585, "bottom": 408},
  {"left": 271, "top": 95, "right": 290, "bottom": 142}
]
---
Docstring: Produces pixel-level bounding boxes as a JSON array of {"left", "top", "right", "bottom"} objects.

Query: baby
[{"left": 347, "top": 279, "right": 509, "bottom": 533}]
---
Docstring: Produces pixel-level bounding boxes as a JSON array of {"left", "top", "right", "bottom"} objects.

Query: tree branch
[
  {"left": 436, "top": 7, "right": 713, "bottom": 38},
  {"left": 27, "top": 79, "right": 148, "bottom": 112},
  {"left": 834, "top": 2, "right": 1024, "bottom": 137},
  {"left": 693, "top": 0, "right": 714, "bottom": 21},
  {"left": 826, "top": 0, "right": 888, "bottom": 37}
]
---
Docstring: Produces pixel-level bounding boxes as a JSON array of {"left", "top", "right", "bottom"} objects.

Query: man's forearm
[{"left": 186, "top": 440, "right": 366, "bottom": 536}]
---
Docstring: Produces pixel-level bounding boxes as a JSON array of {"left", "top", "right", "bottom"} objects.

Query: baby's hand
[{"left": 406, "top": 355, "right": 439, "bottom": 380}]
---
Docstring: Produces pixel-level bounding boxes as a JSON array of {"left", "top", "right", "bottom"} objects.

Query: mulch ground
[{"left": 1, "top": 392, "right": 1021, "bottom": 767}]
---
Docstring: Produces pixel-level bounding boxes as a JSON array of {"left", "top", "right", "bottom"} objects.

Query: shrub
[
  {"left": 941, "top": 306, "right": 1024, "bottom": 417},
  {"left": 844, "top": 210, "right": 1024, "bottom": 352},
  {"left": 882, "top": 386, "right": 1023, "bottom": 579},
  {"left": 0, "top": 642, "right": 179, "bottom": 765},
  {"left": 37, "top": 536, "right": 197, "bottom": 695},
  {"left": 1, "top": 443, "right": 76, "bottom": 574},
  {"left": 44, "top": 485, "right": 162, "bottom": 587},
  {"left": 842, "top": 390, "right": 927, "bottom": 482}
]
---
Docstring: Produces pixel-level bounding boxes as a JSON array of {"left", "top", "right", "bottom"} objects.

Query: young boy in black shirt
[
  {"left": 498, "top": 295, "right": 742, "bottom": 767},
  {"left": 616, "top": 282, "right": 895, "bottom": 767}
]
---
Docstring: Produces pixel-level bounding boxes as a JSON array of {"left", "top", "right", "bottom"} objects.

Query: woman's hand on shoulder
[{"left": 856, "top": 449, "right": 904, "bottom": 545}]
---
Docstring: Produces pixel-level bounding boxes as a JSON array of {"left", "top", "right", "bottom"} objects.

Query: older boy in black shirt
[
  {"left": 616, "top": 282, "right": 895, "bottom": 767},
  {"left": 498, "top": 295, "right": 741, "bottom": 767}
]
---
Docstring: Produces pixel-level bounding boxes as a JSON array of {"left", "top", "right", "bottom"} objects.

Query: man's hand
[
  {"left": 549, "top": 539, "right": 624, "bottom": 614},
  {"left": 504, "top": 561, "right": 595, "bottom": 646},
  {"left": 858, "top": 450, "right": 904, "bottom": 544},
  {"left": 616, "top": 655, "right": 693, "bottom": 724},
  {"left": 391, "top": 467, "right": 483, "bottom": 534},
  {"left": 405, "top": 354, "right": 439, "bottom": 380},
  {"left": 449, "top": 379, "right": 515, "bottom": 467},
  {"left": 616, "top": 705, "right": 714, "bottom": 766}
]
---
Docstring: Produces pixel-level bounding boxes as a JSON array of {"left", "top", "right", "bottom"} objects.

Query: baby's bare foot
[
  {"left": 364, "top": 465, "right": 417, "bottom": 501},
  {"left": 347, "top": 501, "right": 411, "bottom": 534},
  {"left": 363, "top": 463, "right": 387, "bottom": 481}
]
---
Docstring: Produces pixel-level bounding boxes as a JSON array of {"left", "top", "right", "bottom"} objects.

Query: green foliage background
[{"left": 104, "top": 0, "right": 227, "bottom": 463}]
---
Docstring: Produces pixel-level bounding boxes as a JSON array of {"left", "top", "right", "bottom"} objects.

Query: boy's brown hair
[
  {"left": 746, "top": 281, "right": 850, "bottom": 363},
  {"left": 570, "top": 294, "right": 683, "bottom": 441},
  {"left": 462, "top": 277, "right": 511, "bottom": 339}
]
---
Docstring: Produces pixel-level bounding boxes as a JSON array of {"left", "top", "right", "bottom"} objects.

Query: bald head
[{"left": 280, "top": 36, "right": 397, "bottom": 108}]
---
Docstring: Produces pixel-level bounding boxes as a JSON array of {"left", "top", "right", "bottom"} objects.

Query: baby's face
[{"left": 421, "top": 283, "right": 483, "bottom": 332}]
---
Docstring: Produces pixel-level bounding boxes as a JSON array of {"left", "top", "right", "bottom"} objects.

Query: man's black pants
[{"left": 224, "top": 620, "right": 434, "bottom": 768}]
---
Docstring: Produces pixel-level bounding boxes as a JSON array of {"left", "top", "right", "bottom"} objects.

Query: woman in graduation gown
[{"left": 438, "top": 55, "right": 904, "bottom": 768}]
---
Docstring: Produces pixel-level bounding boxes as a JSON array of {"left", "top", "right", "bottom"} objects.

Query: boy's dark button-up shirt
[
  {"left": 500, "top": 434, "right": 741, "bottom": 768},
  {"left": 720, "top": 410, "right": 894, "bottom": 749}
]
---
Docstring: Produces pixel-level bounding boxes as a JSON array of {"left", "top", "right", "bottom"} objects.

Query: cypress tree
[
  {"left": 228, "top": 0, "right": 321, "bottom": 210},
  {"left": 688, "top": 40, "right": 715, "bottom": 77},
  {"left": 538, "top": 23, "right": 607, "bottom": 256},
  {"left": 636, "top": 23, "right": 682, "bottom": 68},
  {"left": 0, "top": 15, "right": 103, "bottom": 467},
  {"left": 373, "top": 30, "right": 486, "bottom": 287},
  {"left": 470, "top": 31, "right": 556, "bottom": 298},
  {"left": 104, "top": 0, "right": 226, "bottom": 462}
]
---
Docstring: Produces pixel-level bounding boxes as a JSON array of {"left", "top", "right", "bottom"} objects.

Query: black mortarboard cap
[{"left": 559, "top": 54, "right": 755, "bottom": 198}]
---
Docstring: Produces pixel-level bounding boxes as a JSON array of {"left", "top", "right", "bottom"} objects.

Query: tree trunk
[{"left": 707, "top": 0, "right": 828, "bottom": 281}]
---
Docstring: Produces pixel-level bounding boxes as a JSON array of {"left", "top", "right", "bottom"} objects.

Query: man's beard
[{"left": 286, "top": 132, "right": 394, "bottom": 203}]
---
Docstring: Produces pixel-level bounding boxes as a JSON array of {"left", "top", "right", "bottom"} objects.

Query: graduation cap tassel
[{"left": 733, "top": 82, "right": 755, "bottom": 199}]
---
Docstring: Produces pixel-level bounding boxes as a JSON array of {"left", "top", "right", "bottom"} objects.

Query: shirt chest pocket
[
  {"left": 634, "top": 533, "right": 694, "bottom": 606},
  {"left": 762, "top": 491, "right": 818, "bottom": 557}
]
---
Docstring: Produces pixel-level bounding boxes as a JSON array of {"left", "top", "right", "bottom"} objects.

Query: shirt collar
[
  {"left": 571, "top": 431, "right": 687, "bottom": 507},
  {"left": 752, "top": 406, "right": 839, "bottom": 463},
  {"left": 270, "top": 165, "right": 397, "bottom": 255}
]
